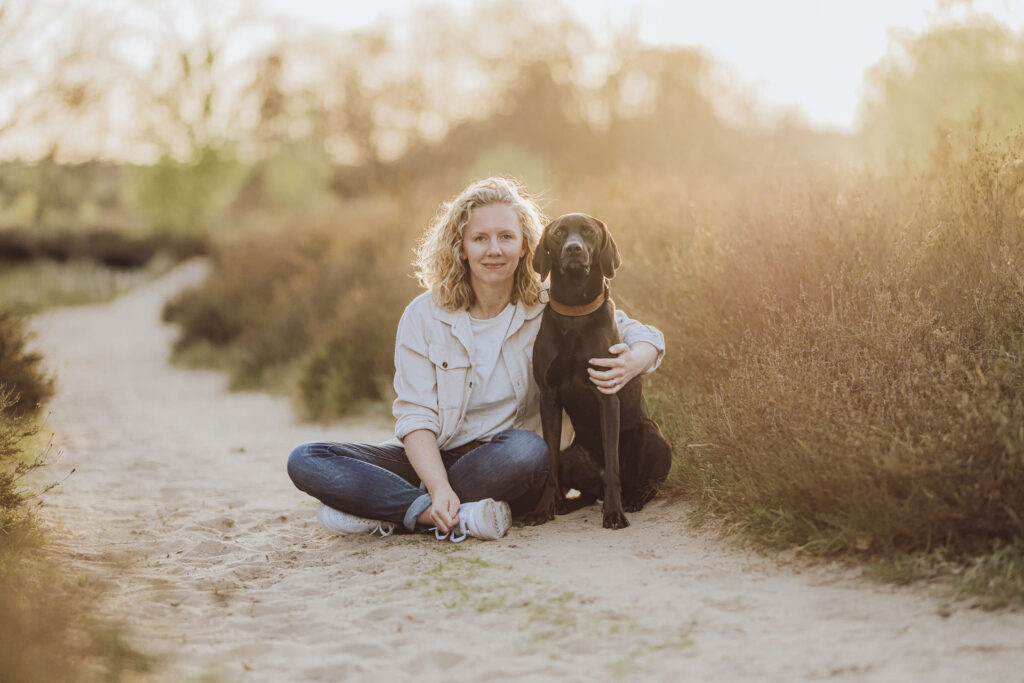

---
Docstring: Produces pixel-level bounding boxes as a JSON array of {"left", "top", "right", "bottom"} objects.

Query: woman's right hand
[{"left": 427, "top": 485, "right": 461, "bottom": 534}]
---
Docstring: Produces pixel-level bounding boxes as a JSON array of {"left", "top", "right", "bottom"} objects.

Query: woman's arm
[
  {"left": 392, "top": 300, "right": 462, "bottom": 533},
  {"left": 587, "top": 341, "right": 659, "bottom": 395},
  {"left": 402, "top": 429, "right": 461, "bottom": 534},
  {"left": 587, "top": 309, "right": 666, "bottom": 395},
  {"left": 392, "top": 298, "right": 442, "bottom": 439}
]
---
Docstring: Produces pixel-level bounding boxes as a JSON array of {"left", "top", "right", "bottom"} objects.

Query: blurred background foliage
[{"left": 1, "top": 0, "right": 1023, "bottom": 639}]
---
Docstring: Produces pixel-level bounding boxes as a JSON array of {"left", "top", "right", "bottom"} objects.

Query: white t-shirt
[{"left": 447, "top": 303, "right": 517, "bottom": 448}]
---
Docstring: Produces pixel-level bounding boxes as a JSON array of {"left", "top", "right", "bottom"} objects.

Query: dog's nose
[{"left": 564, "top": 241, "right": 583, "bottom": 254}]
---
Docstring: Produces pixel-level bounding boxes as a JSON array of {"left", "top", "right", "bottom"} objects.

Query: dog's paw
[
  {"left": 623, "top": 488, "right": 657, "bottom": 513},
  {"left": 602, "top": 507, "right": 630, "bottom": 530},
  {"left": 521, "top": 503, "right": 555, "bottom": 526},
  {"left": 622, "top": 499, "right": 645, "bottom": 513}
]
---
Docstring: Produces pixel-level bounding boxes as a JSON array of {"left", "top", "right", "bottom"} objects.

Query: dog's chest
[{"left": 538, "top": 321, "right": 609, "bottom": 389}]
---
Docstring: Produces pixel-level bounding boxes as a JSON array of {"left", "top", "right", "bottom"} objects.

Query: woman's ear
[
  {"left": 597, "top": 219, "right": 621, "bottom": 279},
  {"left": 532, "top": 225, "right": 553, "bottom": 279}
]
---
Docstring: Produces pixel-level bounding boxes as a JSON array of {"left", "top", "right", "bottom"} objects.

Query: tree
[
  {"left": 0, "top": 0, "right": 117, "bottom": 160},
  {"left": 859, "top": 20, "right": 1024, "bottom": 161}
]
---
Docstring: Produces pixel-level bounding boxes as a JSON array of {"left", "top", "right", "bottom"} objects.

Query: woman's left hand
[{"left": 588, "top": 342, "right": 658, "bottom": 395}]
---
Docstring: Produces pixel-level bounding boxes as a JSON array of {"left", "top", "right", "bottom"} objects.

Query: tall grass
[
  {"left": 638, "top": 131, "right": 1024, "bottom": 557},
  {"left": 590, "top": 130, "right": 1024, "bottom": 603},
  {"left": 165, "top": 129, "right": 1024, "bottom": 603}
]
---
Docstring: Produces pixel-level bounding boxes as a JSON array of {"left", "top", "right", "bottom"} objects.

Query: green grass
[{"left": 0, "top": 257, "right": 177, "bottom": 314}]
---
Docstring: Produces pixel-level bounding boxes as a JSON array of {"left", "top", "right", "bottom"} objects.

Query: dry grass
[
  {"left": 594, "top": 130, "right": 1024, "bottom": 604},
  {"left": 0, "top": 308, "right": 54, "bottom": 418}
]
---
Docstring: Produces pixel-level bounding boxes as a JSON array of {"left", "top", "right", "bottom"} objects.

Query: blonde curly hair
[{"left": 415, "top": 176, "right": 546, "bottom": 312}]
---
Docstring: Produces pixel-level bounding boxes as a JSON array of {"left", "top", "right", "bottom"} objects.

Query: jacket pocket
[{"left": 428, "top": 342, "right": 470, "bottom": 410}]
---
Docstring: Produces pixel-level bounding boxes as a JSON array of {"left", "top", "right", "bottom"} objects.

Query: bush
[
  {"left": 123, "top": 145, "right": 247, "bottom": 236},
  {"left": 164, "top": 202, "right": 421, "bottom": 417},
  {"left": 0, "top": 227, "right": 206, "bottom": 269},
  {"left": 0, "top": 309, "right": 54, "bottom": 419},
  {"left": 623, "top": 131, "right": 1024, "bottom": 571}
]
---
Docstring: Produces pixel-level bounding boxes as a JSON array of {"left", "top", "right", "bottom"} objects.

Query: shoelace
[
  {"left": 430, "top": 523, "right": 467, "bottom": 543},
  {"left": 374, "top": 522, "right": 395, "bottom": 537}
]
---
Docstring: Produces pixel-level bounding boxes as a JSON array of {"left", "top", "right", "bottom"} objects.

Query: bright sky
[{"left": 261, "top": 0, "right": 1022, "bottom": 131}]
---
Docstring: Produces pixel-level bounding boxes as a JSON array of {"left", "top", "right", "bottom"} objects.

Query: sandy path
[{"left": 28, "top": 261, "right": 1024, "bottom": 682}]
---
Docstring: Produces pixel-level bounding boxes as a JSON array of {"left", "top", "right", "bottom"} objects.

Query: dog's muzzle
[{"left": 560, "top": 241, "right": 591, "bottom": 273}]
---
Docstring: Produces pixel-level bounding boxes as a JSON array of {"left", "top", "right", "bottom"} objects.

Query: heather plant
[
  {"left": 633, "top": 131, "right": 1024, "bottom": 602},
  {"left": 0, "top": 308, "right": 53, "bottom": 419},
  {"left": 164, "top": 200, "right": 422, "bottom": 415}
]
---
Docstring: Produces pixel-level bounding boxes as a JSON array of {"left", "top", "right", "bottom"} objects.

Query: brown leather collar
[{"left": 548, "top": 288, "right": 606, "bottom": 316}]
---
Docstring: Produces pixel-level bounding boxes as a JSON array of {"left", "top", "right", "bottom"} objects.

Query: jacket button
[{"left": 442, "top": 361, "right": 448, "bottom": 368}]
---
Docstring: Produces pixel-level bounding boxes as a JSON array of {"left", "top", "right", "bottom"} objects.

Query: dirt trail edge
[{"left": 29, "top": 261, "right": 1024, "bottom": 682}]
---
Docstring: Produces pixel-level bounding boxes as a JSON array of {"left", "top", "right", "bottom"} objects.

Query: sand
[{"left": 27, "top": 260, "right": 1024, "bottom": 682}]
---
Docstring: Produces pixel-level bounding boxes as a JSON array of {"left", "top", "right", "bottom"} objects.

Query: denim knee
[
  {"left": 286, "top": 442, "right": 317, "bottom": 487},
  {"left": 498, "top": 430, "right": 549, "bottom": 477}
]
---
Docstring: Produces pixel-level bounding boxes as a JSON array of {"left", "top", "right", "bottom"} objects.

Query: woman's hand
[
  {"left": 427, "top": 485, "right": 461, "bottom": 534},
  {"left": 588, "top": 341, "right": 658, "bottom": 395}
]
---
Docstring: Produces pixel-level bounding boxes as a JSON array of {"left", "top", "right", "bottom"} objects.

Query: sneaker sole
[
  {"left": 317, "top": 504, "right": 395, "bottom": 537},
  {"left": 474, "top": 499, "right": 512, "bottom": 540},
  {"left": 317, "top": 505, "right": 351, "bottom": 535}
]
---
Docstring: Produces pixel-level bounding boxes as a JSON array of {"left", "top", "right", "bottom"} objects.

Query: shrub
[
  {"left": 0, "top": 227, "right": 206, "bottom": 269},
  {"left": 639, "top": 131, "right": 1024, "bottom": 566},
  {"left": 0, "top": 309, "right": 54, "bottom": 419},
  {"left": 164, "top": 201, "right": 421, "bottom": 416}
]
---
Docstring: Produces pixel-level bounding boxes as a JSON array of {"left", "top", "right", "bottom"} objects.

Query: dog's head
[{"left": 533, "top": 213, "right": 620, "bottom": 281}]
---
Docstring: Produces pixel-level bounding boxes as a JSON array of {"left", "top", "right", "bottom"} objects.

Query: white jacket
[{"left": 390, "top": 291, "right": 666, "bottom": 449}]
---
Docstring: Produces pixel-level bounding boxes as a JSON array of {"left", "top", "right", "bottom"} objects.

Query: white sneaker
[
  {"left": 447, "top": 498, "right": 511, "bottom": 543},
  {"left": 316, "top": 504, "right": 395, "bottom": 537}
]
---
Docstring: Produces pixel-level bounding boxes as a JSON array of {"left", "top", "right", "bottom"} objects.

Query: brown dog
[{"left": 523, "top": 213, "right": 671, "bottom": 529}]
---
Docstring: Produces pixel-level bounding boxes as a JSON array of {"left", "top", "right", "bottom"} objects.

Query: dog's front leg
[
  {"left": 522, "top": 392, "right": 562, "bottom": 525},
  {"left": 600, "top": 394, "right": 628, "bottom": 529}
]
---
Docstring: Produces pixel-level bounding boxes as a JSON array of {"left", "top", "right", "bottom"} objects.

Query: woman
[{"left": 287, "top": 176, "right": 665, "bottom": 542}]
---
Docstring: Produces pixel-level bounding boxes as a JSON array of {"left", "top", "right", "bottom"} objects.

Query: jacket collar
[{"left": 432, "top": 296, "right": 543, "bottom": 351}]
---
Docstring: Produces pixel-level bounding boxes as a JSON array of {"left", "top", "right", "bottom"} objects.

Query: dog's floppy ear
[
  {"left": 597, "top": 219, "right": 621, "bottom": 279},
  {"left": 533, "top": 222, "right": 553, "bottom": 280}
]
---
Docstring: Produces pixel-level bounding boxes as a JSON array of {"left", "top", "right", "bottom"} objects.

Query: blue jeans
[{"left": 287, "top": 429, "right": 549, "bottom": 531}]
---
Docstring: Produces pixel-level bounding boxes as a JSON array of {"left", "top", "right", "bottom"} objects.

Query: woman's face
[{"left": 461, "top": 203, "right": 527, "bottom": 292}]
